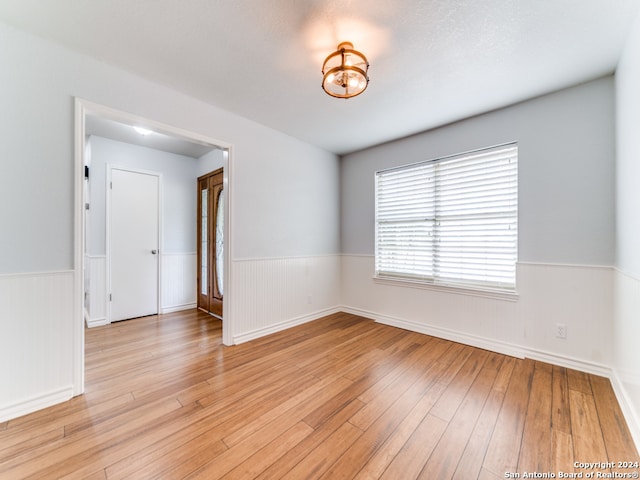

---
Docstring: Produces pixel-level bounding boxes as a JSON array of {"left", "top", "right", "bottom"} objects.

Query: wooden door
[{"left": 197, "top": 169, "right": 223, "bottom": 317}]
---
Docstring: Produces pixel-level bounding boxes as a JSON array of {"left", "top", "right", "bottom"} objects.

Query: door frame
[
  {"left": 106, "top": 165, "right": 162, "bottom": 324},
  {"left": 74, "top": 98, "right": 235, "bottom": 397}
]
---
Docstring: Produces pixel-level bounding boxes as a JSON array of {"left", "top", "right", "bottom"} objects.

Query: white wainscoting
[
  {"left": 0, "top": 271, "right": 75, "bottom": 422},
  {"left": 3, "top": 258, "right": 638, "bottom": 446},
  {"left": 84, "top": 253, "right": 197, "bottom": 326},
  {"left": 516, "top": 261, "right": 613, "bottom": 373},
  {"left": 341, "top": 255, "right": 613, "bottom": 374},
  {"left": 231, "top": 255, "right": 341, "bottom": 344},
  {"left": 161, "top": 252, "right": 196, "bottom": 313},
  {"left": 613, "top": 269, "right": 640, "bottom": 449}
]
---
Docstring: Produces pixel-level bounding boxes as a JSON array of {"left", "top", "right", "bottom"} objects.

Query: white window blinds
[{"left": 375, "top": 143, "right": 518, "bottom": 292}]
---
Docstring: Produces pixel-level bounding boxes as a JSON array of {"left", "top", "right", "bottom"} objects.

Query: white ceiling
[{"left": 1, "top": 0, "right": 638, "bottom": 155}]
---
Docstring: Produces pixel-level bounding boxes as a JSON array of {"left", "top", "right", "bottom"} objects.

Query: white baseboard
[
  {"left": 609, "top": 370, "right": 640, "bottom": 453},
  {"left": 85, "top": 305, "right": 106, "bottom": 328},
  {"left": 341, "top": 306, "right": 525, "bottom": 360},
  {"left": 161, "top": 303, "right": 197, "bottom": 314},
  {"left": 341, "top": 305, "right": 614, "bottom": 375},
  {"left": 233, "top": 306, "right": 342, "bottom": 345},
  {"left": 85, "top": 316, "right": 108, "bottom": 328},
  {"left": 0, "top": 385, "right": 74, "bottom": 423},
  {"left": 85, "top": 304, "right": 196, "bottom": 326},
  {"left": 521, "top": 346, "right": 612, "bottom": 377}
]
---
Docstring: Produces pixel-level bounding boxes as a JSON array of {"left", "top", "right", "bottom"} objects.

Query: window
[{"left": 375, "top": 143, "right": 518, "bottom": 293}]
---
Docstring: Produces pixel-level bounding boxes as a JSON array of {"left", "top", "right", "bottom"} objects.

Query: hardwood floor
[{"left": 0, "top": 310, "right": 637, "bottom": 479}]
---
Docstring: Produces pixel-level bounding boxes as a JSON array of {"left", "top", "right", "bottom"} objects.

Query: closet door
[
  {"left": 110, "top": 168, "right": 160, "bottom": 322},
  {"left": 197, "top": 168, "right": 223, "bottom": 317}
]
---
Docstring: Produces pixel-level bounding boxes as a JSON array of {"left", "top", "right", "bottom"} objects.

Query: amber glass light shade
[{"left": 322, "top": 42, "right": 369, "bottom": 99}]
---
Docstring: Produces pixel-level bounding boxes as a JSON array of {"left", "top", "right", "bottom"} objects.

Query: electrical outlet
[
  {"left": 556, "top": 323, "right": 567, "bottom": 339},
  {"left": 307, "top": 295, "right": 312, "bottom": 305}
]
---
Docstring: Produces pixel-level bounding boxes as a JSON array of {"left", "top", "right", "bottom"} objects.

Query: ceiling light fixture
[{"left": 322, "top": 41, "right": 369, "bottom": 99}]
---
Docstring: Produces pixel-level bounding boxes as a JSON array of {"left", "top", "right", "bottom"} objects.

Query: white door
[{"left": 109, "top": 168, "right": 160, "bottom": 322}]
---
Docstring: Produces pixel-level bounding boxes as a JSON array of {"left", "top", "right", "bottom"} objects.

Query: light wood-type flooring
[{"left": 0, "top": 310, "right": 638, "bottom": 479}]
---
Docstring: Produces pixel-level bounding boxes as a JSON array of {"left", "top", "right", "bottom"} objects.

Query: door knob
[{"left": 151, "top": 249, "right": 157, "bottom": 255}]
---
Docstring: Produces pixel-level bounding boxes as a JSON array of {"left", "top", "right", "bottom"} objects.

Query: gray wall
[
  {"left": 0, "top": 20, "right": 340, "bottom": 275},
  {"left": 341, "top": 76, "right": 615, "bottom": 266}
]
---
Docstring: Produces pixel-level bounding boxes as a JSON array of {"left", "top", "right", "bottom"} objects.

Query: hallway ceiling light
[
  {"left": 133, "top": 126, "right": 153, "bottom": 136},
  {"left": 322, "top": 42, "right": 369, "bottom": 99}
]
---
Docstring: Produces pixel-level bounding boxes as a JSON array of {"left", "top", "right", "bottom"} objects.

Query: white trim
[
  {"left": 222, "top": 148, "right": 233, "bottom": 346},
  {"left": 0, "top": 385, "right": 74, "bottom": 423},
  {"left": 73, "top": 99, "right": 85, "bottom": 397},
  {"left": 340, "top": 305, "right": 613, "bottom": 376},
  {"left": 521, "top": 346, "right": 612, "bottom": 377},
  {"left": 341, "top": 306, "right": 525, "bottom": 359},
  {"left": 76, "top": 99, "right": 233, "bottom": 149},
  {"left": 0, "top": 269, "right": 74, "bottom": 279},
  {"left": 85, "top": 316, "right": 108, "bottom": 328},
  {"left": 609, "top": 370, "right": 640, "bottom": 452},
  {"left": 612, "top": 266, "right": 640, "bottom": 452},
  {"left": 233, "top": 307, "right": 341, "bottom": 344},
  {"left": 161, "top": 303, "right": 197, "bottom": 314}
]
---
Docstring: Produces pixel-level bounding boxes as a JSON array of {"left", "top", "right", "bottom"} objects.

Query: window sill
[{"left": 372, "top": 275, "right": 519, "bottom": 302}]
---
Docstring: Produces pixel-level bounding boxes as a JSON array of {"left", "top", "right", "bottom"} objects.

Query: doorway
[
  {"left": 197, "top": 168, "right": 224, "bottom": 317},
  {"left": 74, "top": 98, "right": 235, "bottom": 397}
]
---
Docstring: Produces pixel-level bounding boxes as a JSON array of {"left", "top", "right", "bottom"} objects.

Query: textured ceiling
[{"left": 1, "top": 0, "right": 638, "bottom": 154}]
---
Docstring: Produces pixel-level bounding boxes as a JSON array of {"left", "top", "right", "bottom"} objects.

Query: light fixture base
[{"left": 336, "top": 41, "right": 354, "bottom": 51}]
